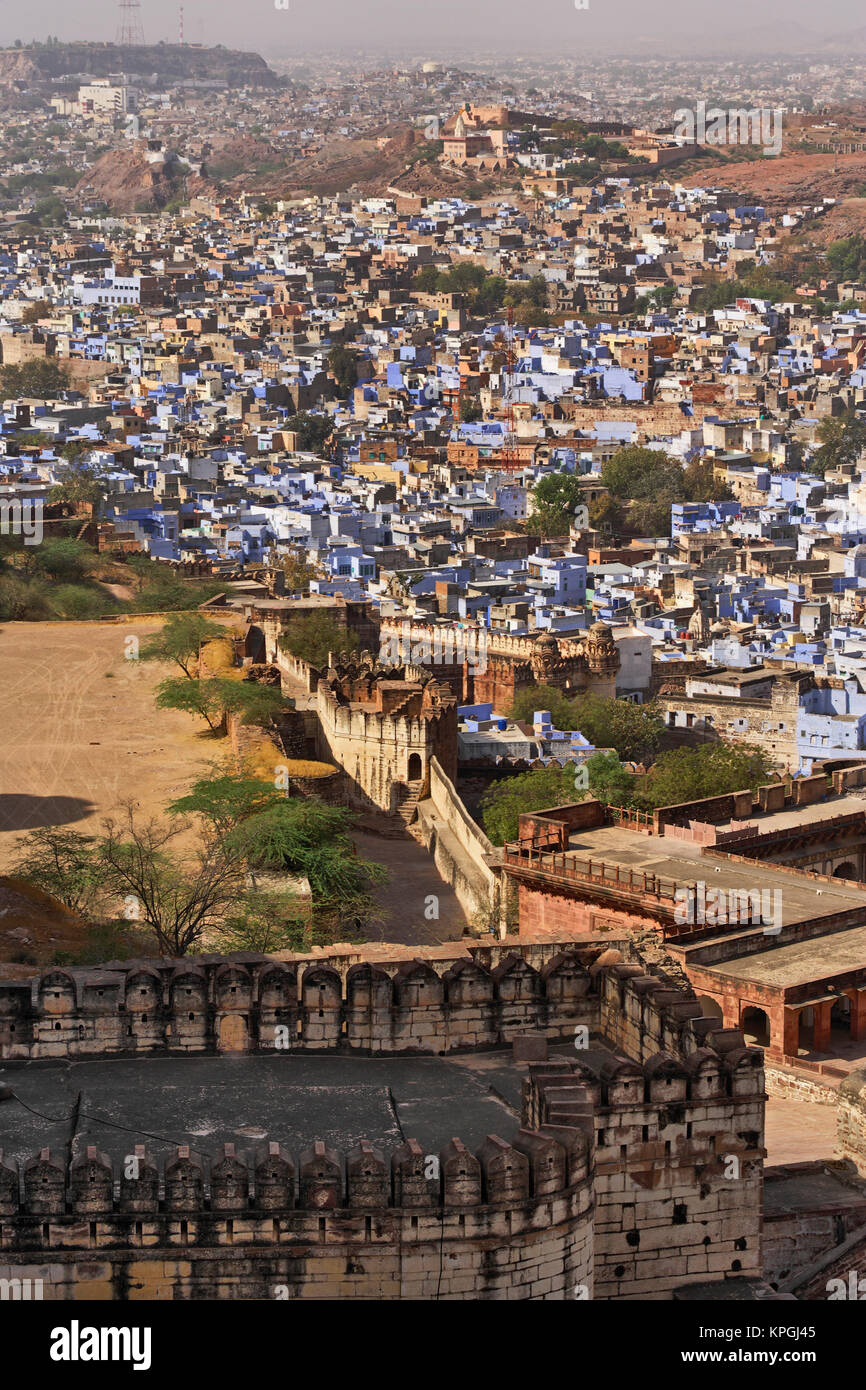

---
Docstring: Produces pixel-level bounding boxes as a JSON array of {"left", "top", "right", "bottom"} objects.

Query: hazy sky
[{"left": 4, "top": 0, "right": 866, "bottom": 57}]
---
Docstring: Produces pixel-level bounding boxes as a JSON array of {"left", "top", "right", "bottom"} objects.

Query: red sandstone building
[{"left": 502, "top": 785, "right": 866, "bottom": 1063}]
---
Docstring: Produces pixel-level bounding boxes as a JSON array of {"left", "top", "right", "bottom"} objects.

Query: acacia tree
[
  {"left": 170, "top": 772, "right": 387, "bottom": 927},
  {"left": 278, "top": 612, "right": 359, "bottom": 668},
  {"left": 12, "top": 826, "right": 106, "bottom": 917},
  {"left": 139, "top": 612, "right": 229, "bottom": 678},
  {"left": 215, "top": 888, "right": 311, "bottom": 953},
  {"left": 168, "top": 772, "right": 284, "bottom": 833},
  {"left": 97, "top": 806, "right": 245, "bottom": 957},
  {"left": 155, "top": 676, "right": 286, "bottom": 732}
]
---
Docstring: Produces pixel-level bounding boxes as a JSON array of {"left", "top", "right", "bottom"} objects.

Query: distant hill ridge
[{"left": 0, "top": 42, "right": 279, "bottom": 86}]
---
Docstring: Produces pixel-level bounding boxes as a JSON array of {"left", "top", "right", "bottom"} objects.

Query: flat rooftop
[
  {"left": 0, "top": 1043, "right": 625, "bottom": 1172},
  {"left": 707, "top": 924, "right": 866, "bottom": 989},
  {"left": 763, "top": 1165, "right": 866, "bottom": 1219},
  {"left": 564, "top": 823, "right": 866, "bottom": 931}
]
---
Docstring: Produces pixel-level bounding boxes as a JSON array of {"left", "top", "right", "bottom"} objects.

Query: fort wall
[
  {"left": 415, "top": 757, "right": 501, "bottom": 926},
  {"left": 522, "top": 1031, "right": 765, "bottom": 1299},
  {"left": 0, "top": 1134, "right": 594, "bottom": 1302},
  {"left": 0, "top": 943, "right": 765, "bottom": 1300},
  {"left": 0, "top": 941, "right": 605, "bottom": 1061},
  {"left": 836, "top": 1069, "right": 866, "bottom": 1176}
]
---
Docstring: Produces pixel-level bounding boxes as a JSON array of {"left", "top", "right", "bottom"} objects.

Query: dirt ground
[
  {"left": 0, "top": 619, "right": 224, "bottom": 873},
  {"left": 764, "top": 1093, "right": 838, "bottom": 1166},
  {"left": 350, "top": 828, "right": 468, "bottom": 945},
  {"left": 0, "top": 619, "right": 467, "bottom": 963}
]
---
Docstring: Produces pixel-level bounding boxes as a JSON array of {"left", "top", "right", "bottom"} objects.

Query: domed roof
[
  {"left": 535, "top": 630, "right": 559, "bottom": 648},
  {"left": 589, "top": 621, "right": 613, "bottom": 638}
]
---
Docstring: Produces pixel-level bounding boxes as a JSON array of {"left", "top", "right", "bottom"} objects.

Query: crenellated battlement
[
  {"left": 0, "top": 1127, "right": 591, "bottom": 1228},
  {"left": 0, "top": 944, "right": 768, "bottom": 1067},
  {"left": 0, "top": 944, "right": 603, "bottom": 1060},
  {"left": 0, "top": 940, "right": 767, "bottom": 1300},
  {"left": 0, "top": 1129, "right": 596, "bottom": 1299}
]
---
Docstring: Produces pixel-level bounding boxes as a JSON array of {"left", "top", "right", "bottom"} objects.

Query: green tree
[
  {"left": 214, "top": 888, "right": 310, "bottom": 953},
  {"left": 278, "top": 549, "right": 318, "bottom": 594},
  {"left": 33, "top": 195, "right": 66, "bottom": 225},
  {"left": 25, "top": 537, "right": 93, "bottom": 584},
  {"left": 628, "top": 496, "right": 678, "bottom": 535},
  {"left": 0, "top": 358, "right": 69, "bottom": 399},
  {"left": 827, "top": 234, "right": 866, "bottom": 282},
  {"left": 155, "top": 675, "right": 285, "bottom": 733},
  {"left": 509, "top": 689, "right": 663, "bottom": 761},
  {"left": 808, "top": 411, "right": 866, "bottom": 475},
  {"left": 327, "top": 344, "right": 359, "bottom": 396},
  {"left": 48, "top": 465, "right": 104, "bottom": 506},
  {"left": 600, "top": 445, "right": 690, "bottom": 535},
  {"left": 169, "top": 771, "right": 385, "bottom": 925},
  {"left": 569, "top": 694, "right": 663, "bottom": 762},
  {"left": 601, "top": 445, "right": 684, "bottom": 503},
  {"left": 168, "top": 771, "right": 284, "bottom": 833},
  {"left": 527, "top": 472, "right": 585, "bottom": 537},
  {"left": 480, "top": 765, "right": 577, "bottom": 845},
  {"left": 646, "top": 285, "right": 676, "bottom": 309},
  {"left": 681, "top": 459, "right": 734, "bottom": 504},
  {"left": 0, "top": 572, "right": 53, "bottom": 620},
  {"left": 12, "top": 826, "right": 105, "bottom": 917},
  {"left": 279, "top": 611, "right": 359, "bottom": 668},
  {"left": 223, "top": 798, "right": 385, "bottom": 902},
  {"left": 639, "top": 742, "right": 776, "bottom": 809},
  {"left": 49, "top": 584, "right": 110, "bottom": 619},
  {"left": 509, "top": 684, "right": 581, "bottom": 729},
  {"left": 139, "top": 612, "right": 229, "bottom": 678},
  {"left": 286, "top": 412, "right": 334, "bottom": 454},
  {"left": 414, "top": 264, "right": 440, "bottom": 293},
  {"left": 585, "top": 750, "right": 635, "bottom": 806},
  {"left": 588, "top": 493, "right": 623, "bottom": 532},
  {"left": 97, "top": 806, "right": 245, "bottom": 957}
]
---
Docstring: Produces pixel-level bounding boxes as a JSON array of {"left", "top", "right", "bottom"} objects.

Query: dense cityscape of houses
[{"left": 3, "top": 67, "right": 866, "bottom": 778}]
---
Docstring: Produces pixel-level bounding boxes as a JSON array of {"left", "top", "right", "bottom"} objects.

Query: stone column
[
  {"left": 812, "top": 1000, "right": 833, "bottom": 1054},
  {"left": 849, "top": 990, "right": 866, "bottom": 1042},
  {"left": 781, "top": 1006, "right": 800, "bottom": 1059}
]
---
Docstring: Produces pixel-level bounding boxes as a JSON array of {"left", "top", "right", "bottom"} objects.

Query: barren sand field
[
  {"left": 0, "top": 618, "right": 466, "bottom": 959},
  {"left": 0, "top": 619, "right": 222, "bottom": 873}
]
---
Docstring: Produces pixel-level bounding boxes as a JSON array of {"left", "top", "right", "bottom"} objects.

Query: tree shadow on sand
[{"left": 0, "top": 795, "right": 95, "bottom": 832}]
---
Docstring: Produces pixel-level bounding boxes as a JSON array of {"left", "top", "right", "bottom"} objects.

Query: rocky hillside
[
  {"left": 0, "top": 42, "right": 279, "bottom": 87},
  {"left": 73, "top": 146, "right": 186, "bottom": 213},
  {"left": 680, "top": 148, "right": 866, "bottom": 216}
]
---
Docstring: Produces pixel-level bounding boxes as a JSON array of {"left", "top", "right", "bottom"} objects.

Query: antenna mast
[{"left": 116, "top": 0, "right": 145, "bottom": 46}]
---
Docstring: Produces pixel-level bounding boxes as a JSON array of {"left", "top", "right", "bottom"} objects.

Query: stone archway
[
  {"left": 244, "top": 625, "right": 266, "bottom": 662},
  {"left": 219, "top": 1014, "right": 248, "bottom": 1053},
  {"left": 834, "top": 862, "right": 858, "bottom": 880},
  {"left": 741, "top": 1006, "right": 770, "bottom": 1048},
  {"left": 407, "top": 752, "right": 423, "bottom": 782}
]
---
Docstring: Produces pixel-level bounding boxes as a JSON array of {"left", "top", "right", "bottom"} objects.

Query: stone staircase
[{"left": 395, "top": 779, "right": 424, "bottom": 827}]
